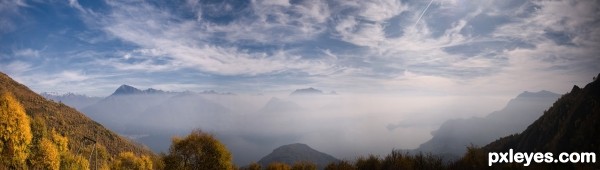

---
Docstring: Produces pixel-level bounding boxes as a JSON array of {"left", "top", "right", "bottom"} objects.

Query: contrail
[{"left": 415, "top": 0, "right": 435, "bottom": 26}]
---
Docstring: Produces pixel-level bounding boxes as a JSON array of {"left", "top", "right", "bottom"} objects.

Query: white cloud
[
  {"left": 98, "top": 0, "right": 337, "bottom": 76},
  {"left": 38, "top": 70, "right": 91, "bottom": 86},
  {"left": 51, "top": 0, "right": 597, "bottom": 96},
  {"left": 334, "top": 16, "right": 387, "bottom": 48},
  {"left": 0, "top": 0, "right": 28, "bottom": 33},
  {"left": 333, "top": 0, "right": 407, "bottom": 22},
  {"left": 14, "top": 48, "right": 39, "bottom": 57},
  {"left": 0, "top": 61, "right": 32, "bottom": 75},
  {"left": 68, "top": 0, "right": 85, "bottom": 12},
  {"left": 207, "top": 0, "right": 330, "bottom": 43}
]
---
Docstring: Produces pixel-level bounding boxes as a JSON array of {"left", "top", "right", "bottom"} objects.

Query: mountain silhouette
[
  {"left": 416, "top": 90, "right": 560, "bottom": 160},
  {"left": 110, "top": 84, "right": 167, "bottom": 96},
  {"left": 258, "top": 143, "right": 339, "bottom": 169},
  {"left": 81, "top": 85, "right": 235, "bottom": 154},
  {"left": 82, "top": 86, "right": 174, "bottom": 132},
  {"left": 484, "top": 74, "right": 600, "bottom": 165},
  {"left": 290, "top": 87, "right": 324, "bottom": 96}
]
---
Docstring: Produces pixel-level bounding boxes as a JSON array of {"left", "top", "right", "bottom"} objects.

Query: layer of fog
[{"left": 78, "top": 91, "right": 511, "bottom": 165}]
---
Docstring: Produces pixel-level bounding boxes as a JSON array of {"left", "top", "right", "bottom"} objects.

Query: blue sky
[{"left": 1, "top": 0, "right": 599, "bottom": 96}]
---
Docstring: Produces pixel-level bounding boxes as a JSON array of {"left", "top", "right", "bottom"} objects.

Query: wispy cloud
[
  {"left": 0, "top": 0, "right": 28, "bottom": 34},
  {"left": 0, "top": 61, "right": 32, "bottom": 75},
  {"left": 0, "top": 0, "right": 598, "bottom": 96},
  {"left": 14, "top": 48, "right": 40, "bottom": 57},
  {"left": 97, "top": 0, "right": 337, "bottom": 76}
]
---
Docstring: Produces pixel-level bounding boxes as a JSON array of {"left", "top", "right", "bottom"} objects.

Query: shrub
[
  {"left": 324, "top": 160, "right": 355, "bottom": 170},
  {"left": 266, "top": 162, "right": 291, "bottom": 170},
  {"left": 163, "top": 129, "right": 233, "bottom": 170},
  {"left": 112, "top": 151, "right": 152, "bottom": 170},
  {"left": 291, "top": 161, "right": 317, "bottom": 170}
]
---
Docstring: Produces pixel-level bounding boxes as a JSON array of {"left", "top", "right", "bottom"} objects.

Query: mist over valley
[{"left": 43, "top": 85, "right": 558, "bottom": 165}]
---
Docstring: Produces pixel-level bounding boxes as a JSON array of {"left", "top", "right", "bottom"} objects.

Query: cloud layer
[{"left": 0, "top": 0, "right": 598, "bottom": 97}]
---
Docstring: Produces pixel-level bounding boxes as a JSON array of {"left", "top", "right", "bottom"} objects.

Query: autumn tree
[
  {"left": 0, "top": 92, "right": 32, "bottom": 168},
  {"left": 112, "top": 151, "right": 152, "bottom": 170},
  {"left": 266, "top": 162, "right": 291, "bottom": 170},
  {"left": 30, "top": 138, "right": 60, "bottom": 170},
  {"left": 163, "top": 129, "right": 233, "bottom": 170},
  {"left": 291, "top": 161, "right": 317, "bottom": 170},
  {"left": 60, "top": 152, "right": 90, "bottom": 170},
  {"left": 94, "top": 144, "right": 112, "bottom": 170}
]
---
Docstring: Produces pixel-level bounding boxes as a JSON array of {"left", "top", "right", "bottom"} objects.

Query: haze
[
  {"left": 67, "top": 88, "right": 511, "bottom": 164},
  {"left": 1, "top": 0, "right": 599, "bottom": 166}
]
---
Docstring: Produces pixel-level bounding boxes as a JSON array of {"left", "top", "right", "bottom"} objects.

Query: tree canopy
[{"left": 163, "top": 129, "right": 233, "bottom": 170}]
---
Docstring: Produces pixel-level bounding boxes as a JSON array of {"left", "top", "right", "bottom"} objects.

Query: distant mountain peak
[
  {"left": 111, "top": 84, "right": 166, "bottom": 96},
  {"left": 290, "top": 87, "right": 324, "bottom": 96},
  {"left": 258, "top": 143, "right": 338, "bottom": 169},
  {"left": 274, "top": 143, "right": 311, "bottom": 152},
  {"left": 112, "top": 84, "right": 142, "bottom": 95},
  {"left": 517, "top": 90, "right": 558, "bottom": 98}
]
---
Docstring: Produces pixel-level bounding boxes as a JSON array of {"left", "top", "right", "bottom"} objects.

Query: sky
[{"left": 1, "top": 0, "right": 599, "bottom": 97}]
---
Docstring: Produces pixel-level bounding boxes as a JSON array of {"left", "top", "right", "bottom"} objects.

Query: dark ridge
[
  {"left": 258, "top": 143, "right": 339, "bottom": 169},
  {"left": 482, "top": 74, "right": 600, "bottom": 169}
]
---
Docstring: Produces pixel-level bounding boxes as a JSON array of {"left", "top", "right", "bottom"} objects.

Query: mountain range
[
  {"left": 43, "top": 85, "right": 328, "bottom": 165},
  {"left": 40, "top": 92, "right": 102, "bottom": 110},
  {"left": 75, "top": 85, "right": 236, "bottom": 153}
]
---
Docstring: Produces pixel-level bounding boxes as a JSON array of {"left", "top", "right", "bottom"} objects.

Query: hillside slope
[
  {"left": 482, "top": 74, "right": 600, "bottom": 168},
  {"left": 0, "top": 72, "right": 154, "bottom": 158},
  {"left": 417, "top": 91, "right": 559, "bottom": 160}
]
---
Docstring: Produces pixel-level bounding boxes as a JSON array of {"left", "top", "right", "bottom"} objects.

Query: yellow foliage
[
  {"left": 0, "top": 92, "right": 32, "bottom": 168},
  {"left": 50, "top": 129, "right": 68, "bottom": 154},
  {"left": 266, "top": 162, "right": 291, "bottom": 170},
  {"left": 37, "top": 138, "right": 60, "bottom": 170},
  {"left": 94, "top": 144, "right": 112, "bottom": 170},
  {"left": 112, "top": 151, "right": 152, "bottom": 170},
  {"left": 163, "top": 129, "right": 233, "bottom": 170},
  {"left": 291, "top": 161, "right": 317, "bottom": 170},
  {"left": 141, "top": 155, "right": 153, "bottom": 170},
  {"left": 61, "top": 151, "right": 90, "bottom": 170},
  {"left": 30, "top": 115, "right": 48, "bottom": 143}
]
